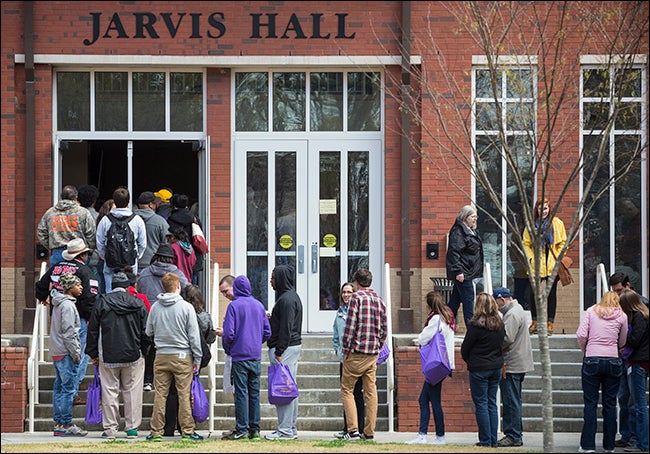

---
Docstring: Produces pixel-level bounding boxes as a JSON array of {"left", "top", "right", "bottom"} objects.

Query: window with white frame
[
  {"left": 473, "top": 65, "right": 536, "bottom": 292},
  {"left": 581, "top": 62, "right": 647, "bottom": 308},
  {"left": 56, "top": 70, "right": 203, "bottom": 132},
  {"left": 234, "top": 71, "right": 381, "bottom": 132}
]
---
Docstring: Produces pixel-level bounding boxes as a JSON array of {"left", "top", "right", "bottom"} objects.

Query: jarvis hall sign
[{"left": 84, "top": 12, "right": 356, "bottom": 45}]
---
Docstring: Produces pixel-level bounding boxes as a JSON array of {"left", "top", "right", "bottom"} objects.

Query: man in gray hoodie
[
  {"left": 145, "top": 272, "right": 203, "bottom": 442},
  {"left": 494, "top": 286, "right": 534, "bottom": 447},
  {"left": 133, "top": 191, "right": 169, "bottom": 272}
]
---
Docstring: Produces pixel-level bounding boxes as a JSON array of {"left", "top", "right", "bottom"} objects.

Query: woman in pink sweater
[{"left": 576, "top": 291, "right": 628, "bottom": 453}]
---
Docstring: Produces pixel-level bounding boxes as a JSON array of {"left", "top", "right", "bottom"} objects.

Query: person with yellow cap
[{"left": 154, "top": 188, "right": 173, "bottom": 220}]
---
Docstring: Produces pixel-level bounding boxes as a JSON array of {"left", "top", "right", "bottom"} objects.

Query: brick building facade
[{"left": 1, "top": 2, "right": 647, "bottom": 338}]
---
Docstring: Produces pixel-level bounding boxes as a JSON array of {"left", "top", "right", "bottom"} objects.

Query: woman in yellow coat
[{"left": 523, "top": 198, "right": 566, "bottom": 335}]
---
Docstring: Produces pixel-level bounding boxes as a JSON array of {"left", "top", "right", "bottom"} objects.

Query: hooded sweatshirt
[
  {"left": 267, "top": 265, "right": 303, "bottom": 357},
  {"left": 133, "top": 207, "right": 169, "bottom": 270},
  {"left": 576, "top": 305, "right": 628, "bottom": 357},
  {"left": 145, "top": 291, "right": 202, "bottom": 366},
  {"left": 136, "top": 261, "right": 189, "bottom": 303},
  {"left": 222, "top": 275, "right": 272, "bottom": 362},
  {"left": 49, "top": 290, "right": 81, "bottom": 361},
  {"left": 37, "top": 199, "right": 97, "bottom": 250},
  {"left": 85, "top": 288, "right": 149, "bottom": 364}
]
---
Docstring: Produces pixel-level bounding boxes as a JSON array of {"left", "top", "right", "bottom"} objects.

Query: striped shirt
[{"left": 342, "top": 288, "right": 387, "bottom": 355}]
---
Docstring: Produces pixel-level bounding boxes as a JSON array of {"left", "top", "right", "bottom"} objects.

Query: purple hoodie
[{"left": 222, "top": 275, "right": 271, "bottom": 362}]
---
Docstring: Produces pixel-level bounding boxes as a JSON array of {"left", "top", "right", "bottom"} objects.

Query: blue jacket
[{"left": 222, "top": 275, "right": 271, "bottom": 362}]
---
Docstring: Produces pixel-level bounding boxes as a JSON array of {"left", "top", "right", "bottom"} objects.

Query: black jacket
[
  {"left": 626, "top": 310, "right": 649, "bottom": 365},
  {"left": 267, "top": 265, "right": 303, "bottom": 357},
  {"left": 85, "top": 289, "right": 149, "bottom": 364},
  {"left": 35, "top": 258, "right": 99, "bottom": 320},
  {"left": 446, "top": 219, "right": 484, "bottom": 281}
]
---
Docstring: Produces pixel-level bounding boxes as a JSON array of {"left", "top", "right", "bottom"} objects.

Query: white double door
[{"left": 233, "top": 139, "right": 383, "bottom": 332}]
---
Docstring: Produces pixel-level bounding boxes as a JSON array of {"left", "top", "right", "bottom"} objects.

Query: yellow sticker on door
[
  {"left": 279, "top": 234, "right": 293, "bottom": 249},
  {"left": 322, "top": 233, "right": 337, "bottom": 248}
]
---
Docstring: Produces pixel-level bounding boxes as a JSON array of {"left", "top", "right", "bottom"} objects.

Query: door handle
[
  {"left": 311, "top": 242, "right": 318, "bottom": 273},
  {"left": 297, "top": 245, "right": 304, "bottom": 274}
]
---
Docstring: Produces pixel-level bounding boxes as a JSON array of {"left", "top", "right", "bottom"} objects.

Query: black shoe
[
  {"left": 498, "top": 436, "right": 523, "bottom": 447},
  {"left": 616, "top": 439, "right": 633, "bottom": 447},
  {"left": 248, "top": 430, "right": 260, "bottom": 440},
  {"left": 222, "top": 431, "right": 247, "bottom": 440},
  {"left": 361, "top": 434, "right": 374, "bottom": 440}
]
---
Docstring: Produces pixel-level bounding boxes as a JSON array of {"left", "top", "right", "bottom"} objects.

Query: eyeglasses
[{"left": 220, "top": 289, "right": 229, "bottom": 295}]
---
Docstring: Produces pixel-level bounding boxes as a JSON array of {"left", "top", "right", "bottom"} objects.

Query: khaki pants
[
  {"left": 341, "top": 352, "right": 378, "bottom": 436},
  {"left": 99, "top": 357, "right": 145, "bottom": 436},
  {"left": 149, "top": 354, "right": 194, "bottom": 436}
]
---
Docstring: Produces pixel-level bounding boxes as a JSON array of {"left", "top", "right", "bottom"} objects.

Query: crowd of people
[{"left": 36, "top": 190, "right": 648, "bottom": 449}]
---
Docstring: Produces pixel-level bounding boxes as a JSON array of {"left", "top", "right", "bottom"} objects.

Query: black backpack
[{"left": 104, "top": 213, "right": 137, "bottom": 271}]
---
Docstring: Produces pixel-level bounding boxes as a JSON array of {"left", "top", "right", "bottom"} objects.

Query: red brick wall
[
  {"left": 0, "top": 346, "right": 28, "bottom": 432},
  {"left": 395, "top": 345, "right": 476, "bottom": 432}
]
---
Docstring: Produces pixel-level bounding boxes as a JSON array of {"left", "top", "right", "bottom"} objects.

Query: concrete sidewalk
[{"left": 2, "top": 430, "right": 605, "bottom": 452}]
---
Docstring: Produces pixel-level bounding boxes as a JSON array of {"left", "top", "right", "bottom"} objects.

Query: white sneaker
[
  {"left": 578, "top": 448, "right": 595, "bottom": 453},
  {"left": 406, "top": 433, "right": 427, "bottom": 444},
  {"left": 431, "top": 435, "right": 447, "bottom": 445}
]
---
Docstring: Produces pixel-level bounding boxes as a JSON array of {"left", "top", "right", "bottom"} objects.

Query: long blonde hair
[{"left": 593, "top": 291, "right": 621, "bottom": 318}]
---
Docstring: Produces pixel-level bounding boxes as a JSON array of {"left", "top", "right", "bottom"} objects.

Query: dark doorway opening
[{"left": 62, "top": 140, "right": 199, "bottom": 209}]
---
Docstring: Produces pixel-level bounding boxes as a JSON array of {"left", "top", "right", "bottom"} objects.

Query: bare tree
[{"left": 379, "top": 1, "right": 648, "bottom": 451}]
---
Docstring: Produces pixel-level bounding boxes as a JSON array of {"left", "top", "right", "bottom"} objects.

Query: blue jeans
[
  {"left": 268, "top": 345, "right": 301, "bottom": 437},
  {"left": 580, "top": 356, "right": 623, "bottom": 452},
  {"left": 447, "top": 279, "right": 475, "bottom": 328},
  {"left": 75, "top": 318, "right": 89, "bottom": 397},
  {"left": 627, "top": 364, "right": 649, "bottom": 451},
  {"left": 500, "top": 372, "right": 525, "bottom": 442},
  {"left": 417, "top": 378, "right": 445, "bottom": 436},
  {"left": 232, "top": 359, "right": 262, "bottom": 434},
  {"left": 469, "top": 368, "right": 501, "bottom": 447},
  {"left": 618, "top": 365, "right": 636, "bottom": 443},
  {"left": 103, "top": 262, "right": 138, "bottom": 293},
  {"left": 49, "top": 247, "right": 65, "bottom": 267},
  {"left": 52, "top": 355, "right": 79, "bottom": 426}
]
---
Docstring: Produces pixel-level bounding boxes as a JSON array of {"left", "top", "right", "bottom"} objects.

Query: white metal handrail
[
  {"left": 27, "top": 261, "right": 48, "bottom": 433},
  {"left": 596, "top": 263, "right": 609, "bottom": 300},
  {"left": 207, "top": 261, "right": 220, "bottom": 436},
  {"left": 383, "top": 263, "right": 395, "bottom": 432}
]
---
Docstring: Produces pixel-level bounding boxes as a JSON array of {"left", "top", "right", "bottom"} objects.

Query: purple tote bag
[
  {"left": 85, "top": 365, "right": 102, "bottom": 425},
  {"left": 268, "top": 362, "right": 299, "bottom": 405},
  {"left": 419, "top": 318, "right": 451, "bottom": 386}
]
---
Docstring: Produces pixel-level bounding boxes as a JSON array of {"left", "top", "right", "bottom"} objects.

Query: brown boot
[
  {"left": 529, "top": 320, "right": 538, "bottom": 335},
  {"left": 547, "top": 321, "right": 554, "bottom": 335}
]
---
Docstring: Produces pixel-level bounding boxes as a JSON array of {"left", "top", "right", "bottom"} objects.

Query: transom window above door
[
  {"left": 234, "top": 71, "right": 381, "bottom": 132},
  {"left": 55, "top": 70, "right": 204, "bottom": 132}
]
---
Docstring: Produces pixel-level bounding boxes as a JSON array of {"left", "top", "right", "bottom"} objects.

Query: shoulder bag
[{"left": 419, "top": 318, "right": 452, "bottom": 386}]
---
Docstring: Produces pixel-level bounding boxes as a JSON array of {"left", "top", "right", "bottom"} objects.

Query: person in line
[
  {"left": 617, "top": 290, "right": 649, "bottom": 453},
  {"left": 163, "top": 284, "right": 216, "bottom": 437},
  {"left": 133, "top": 191, "right": 169, "bottom": 274},
  {"left": 35, "top": 238, "right": 99, "bottom": 406},
  {"left": 85, "top": 271, "right": 149, "bottom": 440},
  {"left": 265, "top": 265, "right": 303, "bottom": 441},
  {"left": 37, "top": 184, "right": 97, "bottom": 267},
  {"left": 154, "top": 188, "right": 173, "bottom": 220},
  {"left": 216, "top": 273, "right": 237, "bottom": 438},
  {"left": 221, "top": 275, "right": 272, "bottom": 440},
  {"left": 576, "top": 291, "right": 628, "bottom": 453},
  {"left": 446, "top": 205, "right": 484, "bottom": 329},
  {"left": 461, "top": 292, "right": 505, "bottom": 448},
  {"left": 145, "top": 272, "right": 203, "bottom": 442},
  {"left": 94, "top": 199, "right": 115, "bottom": 294},
  {"left": 523, "top": 198, "right": 567, "bottom": 335},
  {"left": 50, "top": 273, "right": 88, "bottom": 437},
  {"left": 406, "top": 291, "right": 456, "bottom": 445},
  {"left": 494, "top": 286, "right": 534, "bottom": 447},
  {"left": 609, "top": 272, "right": 647, "bottom": 449},
  {"left": 332, "top": 282, "right": 365, "bottom": 439},
  {"left": 340, "top": 268, "right": 388, "bottom": 442},
  {"left": 167, "top": 193, "right": 205, "bottom": 285},
  {"left": 166, "top": 225, "right": 196, "bottom": 284},
  {"left": 137, "top": 242, "right": 190, "bottom": 392},
  {"left": 77, "top": 184, "right": 102, "bottom": 290},
  {"left": 95, "top": 186, "right": 147, "bottom": 292}
]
